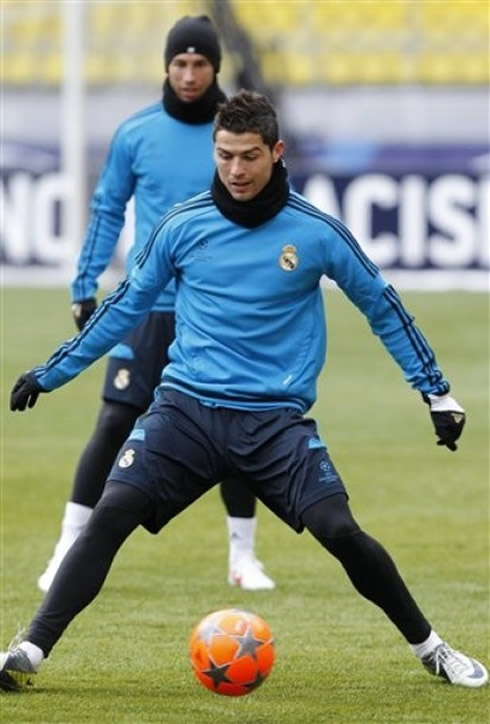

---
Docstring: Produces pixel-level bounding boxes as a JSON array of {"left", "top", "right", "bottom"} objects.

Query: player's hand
[
  {"left": 424, "top": 393, "right": 466, "bottom": 451},
  {"left": 10, "top": 372, "right": 44, "bottom": 412},
  {"left": 72, "top": 298, "right": 97, "bottom": 331}
]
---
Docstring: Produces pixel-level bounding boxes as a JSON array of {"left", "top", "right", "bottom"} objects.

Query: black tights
[
  {"left": 27, "top": 489, "right": 430, "bottom": 657},
  {"left": 71, "top": 402, "right": 138, "bottom": 507},
  {"left": 302, "top": 494, "right": 431, "bottom": 644},
  {"left": 28, "top": 483, "right": 152, "bottom": 656},
  {"left": 72, "top": 401, "right": 256, "bottom": 517}
]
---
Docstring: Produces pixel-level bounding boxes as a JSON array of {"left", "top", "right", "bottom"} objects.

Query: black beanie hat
[{"left": 164, "top": 15, "right": 221, "bottom": 72}]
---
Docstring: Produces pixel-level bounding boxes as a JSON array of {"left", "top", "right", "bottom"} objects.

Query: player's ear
[{"left": 272, "top": 140, "right": 284, "bottom": 163}]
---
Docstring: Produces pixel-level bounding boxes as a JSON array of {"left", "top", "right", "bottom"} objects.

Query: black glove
[
  {"left": 71, "top": 298, "right": 97, "bottom": 331},
  {"left": 10, "top": 372, "right": 44, "bottom": 412},
  {"left": 423, "top": 393, "right": 466, "bottom": 451}
]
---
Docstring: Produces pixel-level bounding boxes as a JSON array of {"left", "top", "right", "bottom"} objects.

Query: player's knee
[
  {"left": 96, "top": 402, "right": 140, "bottom": 445},
  {"left": 88, "top": 500, "right": 141, "bottom": 544},
  {"left": 302, "top": 494, "right": 360, "bottom": 545}
]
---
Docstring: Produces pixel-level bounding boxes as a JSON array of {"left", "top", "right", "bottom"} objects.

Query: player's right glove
[
  {"left": 71, "top": 298, "right": 97, "bottom": 331},
  {"left": 10, "top": 372, "right": 44, "bottom": 412},
  {"left": 423, "top": 393, "right": 466, "bottom": 452}
]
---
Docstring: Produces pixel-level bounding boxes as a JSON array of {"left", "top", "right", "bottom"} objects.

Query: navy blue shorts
[
  {"left": 108, "top": 389, "right": 347, "bottom": 534},
  {"left": 102, "top": 312, "right": 175, "bottom": 410}
]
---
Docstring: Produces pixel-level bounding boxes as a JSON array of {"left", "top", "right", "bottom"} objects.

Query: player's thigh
[
  {"left": 107, "top": 389, "right": 224, "bottom": 532},
  {"left": 243, "top": 412, "right": 347, "bottom": 532}
]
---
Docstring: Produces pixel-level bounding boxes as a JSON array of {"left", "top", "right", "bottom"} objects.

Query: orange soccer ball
[{"left": 189, "top": 608, "right": 275, "bottom": 696}]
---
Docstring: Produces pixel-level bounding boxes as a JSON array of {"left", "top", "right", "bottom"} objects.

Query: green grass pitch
[{"left": 1, "top": 287, "right": 488, "bottom": 722}]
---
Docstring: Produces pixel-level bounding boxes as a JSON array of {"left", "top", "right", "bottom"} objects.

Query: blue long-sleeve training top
[
  {"left": 34, "top": 189, "right": 449, "bottom": 412},
  {"left": 71, "top": 101, "right": 216, "bottom": 311}
]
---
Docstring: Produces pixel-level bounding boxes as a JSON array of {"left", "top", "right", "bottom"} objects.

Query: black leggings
[
  {"left": 27, "top": 488, "right": 431, "bottom": 657},
  {"left": 72, "top": 401, "right": 256, "bottom": 517},
  {"left": 302, "top": 494, "right": 431, "bottom": 644},
  {"left": 28, "top": 483, "right": 152, "bottom": 656}
]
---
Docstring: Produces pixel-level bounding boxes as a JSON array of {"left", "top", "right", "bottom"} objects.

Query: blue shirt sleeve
[
  {"left": 320, "top": 215, "right": 449, "bottom": 396},
  {"left": 71, "top": 124, "right": 136, "bottom": 302},
  {"left": 34, "top": 219, "right": 174, "bottom": 391}
]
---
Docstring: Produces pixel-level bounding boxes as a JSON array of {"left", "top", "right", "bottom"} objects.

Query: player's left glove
[
  {"left": 423, "top": 392, "right": 466, "bottom": 452},
  {"left": 72, "top": 298, "right": 97, "bottom": 331},
  {"left": 10, "top": 372, "right": 44, "bottom": 412}
]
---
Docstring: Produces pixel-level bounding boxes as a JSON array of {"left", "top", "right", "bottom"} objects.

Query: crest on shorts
[
  {"left": 118, "top": 449, "right": 135, "bottom": 468},
  {"left": 279, "top": 244, "right": 299, "bottom": 272},
  {"left": 114, "top": 368, "right": 130, "bottom": 390}
]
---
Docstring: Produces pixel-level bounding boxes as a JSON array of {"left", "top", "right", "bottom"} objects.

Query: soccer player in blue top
[
  {"left": 38, "top": 16, "right": 275, "bottom": 594},
  {"left": 2, "top": 91, "right": 487, "bottom": 691}
]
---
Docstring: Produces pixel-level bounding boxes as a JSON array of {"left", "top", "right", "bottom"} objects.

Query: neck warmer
[
  {"left": 211, "top": 158, "right": 290, "bottom": 228},
  {"left": 162, "top": 78, "right": 226, "bottom": 124}
]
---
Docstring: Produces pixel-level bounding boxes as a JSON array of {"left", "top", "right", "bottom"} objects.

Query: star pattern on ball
[
  {"left": 244, "top": 669, "right": 266, "bottom": 691},
  {"left": 198, "top": 618, "right": 224, "bottom": 646},
  {"left": 190, "top": 609, "right": 275, "bottom": 696},
  {"left": 202, "top": 659, "right": 233, "bottom": 689},
  {"left": 232, "top": 624, "right": 265, "bottom": 660}
]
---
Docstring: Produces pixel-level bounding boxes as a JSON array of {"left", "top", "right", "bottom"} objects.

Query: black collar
[
  {"left": 162, "top": 78, "right": 226, "bottom": 124},
  {"left": 211, "top": 159, "right": 290, "bottom": 228}
]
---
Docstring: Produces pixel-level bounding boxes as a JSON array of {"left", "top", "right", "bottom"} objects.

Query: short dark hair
[{"left": 213, "top": 90, "right": 279, "bottom": 149}]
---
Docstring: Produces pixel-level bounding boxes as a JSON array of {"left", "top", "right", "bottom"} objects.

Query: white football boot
[
  {"left": 228, "top": 554, "right": 276, "bottom": 591},
  {"left": 0, "top": 643, "right": 41, "bottom": 691},
  {"left": 422, "top": 643, "right": 488, "bottom": 688}
]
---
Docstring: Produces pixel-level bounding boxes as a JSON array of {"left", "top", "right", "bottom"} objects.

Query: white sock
[
  {"left": 227, "top": 516, "right": 257, "bottom": 567},
  {"left": 410, "top": 630, "right": 444, "bottom": 659},
  {"left": 48, "top": 502, "right": 93, "bottom": 562},
  {"left": 19, "top": 641, "right": 44, "bottom": 671},
  {"left": 63, "top": 501, "right": 93, "bottom": 530},
  {"left": 59, "top": 501, "right": 93, "bottom": 542}
]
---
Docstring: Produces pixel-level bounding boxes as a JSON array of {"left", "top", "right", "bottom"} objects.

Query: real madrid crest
[
  {"left": 279, "top": 244, "right": 299, "bottom": 272},
  {"left": 118, "top": 449, "right": 135, "bottom": 468},
  {"left": 114, "top": 368, "right": 130, "bottom": 390}
]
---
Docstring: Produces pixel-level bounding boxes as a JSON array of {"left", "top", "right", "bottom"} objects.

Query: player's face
[
  {"left": 168, "top": 53, "right": 215, "bottom": 103},
  {"left": 214, "top": 130, "right": 284, "bottom": 202}
]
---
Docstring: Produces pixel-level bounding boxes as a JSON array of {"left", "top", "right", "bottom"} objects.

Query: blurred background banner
[{"left": 1, "top": 0, "right": 488, "bottom": 289}]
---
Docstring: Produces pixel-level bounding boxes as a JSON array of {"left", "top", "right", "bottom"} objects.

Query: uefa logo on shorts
[{"left": 319, "top": 458, "right": 336, "bottom": 485}]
